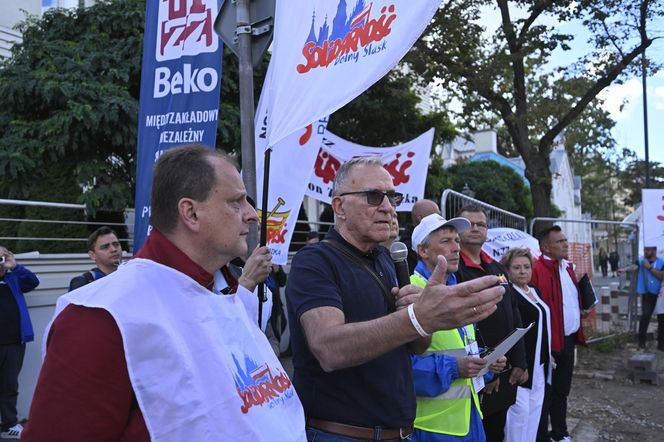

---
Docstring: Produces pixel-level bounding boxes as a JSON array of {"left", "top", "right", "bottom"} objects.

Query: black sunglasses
[{"left": 339, "top": 190, "right": 404, "bottom": 207}]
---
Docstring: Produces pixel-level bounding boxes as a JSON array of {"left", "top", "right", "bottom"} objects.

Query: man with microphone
[
  {"left": 68, "top": 226, "right": 123, "bottom": 291},
  {"left": 286, "top": 156, "right": 506, "bottom": 441}
]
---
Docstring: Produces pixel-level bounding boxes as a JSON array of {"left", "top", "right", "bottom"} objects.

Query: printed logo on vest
[{"left": 233, "top": 354, "right": 294, "bottom": 413}]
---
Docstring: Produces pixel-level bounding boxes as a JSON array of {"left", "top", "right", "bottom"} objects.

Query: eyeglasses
[
  {"left": 469, "top": 222, "right": 488, "bottom": 229},
  {"left": 339, "top": 190, "right": 404, "bottom": 207}
]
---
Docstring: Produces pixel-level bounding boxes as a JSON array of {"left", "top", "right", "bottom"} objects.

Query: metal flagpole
[{"left": 258, "top": 148, "right": 272, "bottom": 328}]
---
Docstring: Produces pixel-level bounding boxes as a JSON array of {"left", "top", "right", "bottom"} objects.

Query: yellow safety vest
[{"left": 410, "top": 272, "right": 483, "bottom": 436}]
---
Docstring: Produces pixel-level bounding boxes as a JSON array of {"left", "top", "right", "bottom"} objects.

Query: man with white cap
[{"left": 410, "top": 214, "right": 506, "bottom": 442}]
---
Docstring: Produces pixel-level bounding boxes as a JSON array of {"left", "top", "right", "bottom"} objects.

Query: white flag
[
  {"left": 264, "top": 0, "right": 440, "bottom": 148},
  {"left": 642, "top": 189, "right": 664, "bottom": 249},
  {"left": 305, "top": 128, "right": 435, "bottom": 212},
  {"left": 483, "top": 228, "right": 541, "bottom": 263},
  {"left": 255, "top": 66, "right": 329, "bottom": 265}
]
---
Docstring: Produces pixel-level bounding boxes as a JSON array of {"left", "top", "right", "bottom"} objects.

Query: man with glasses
[
  {"left": 68, "top": 226, "right": 123, "bottom": 291},
  {"left": 530, "top": 225, "right": 588, "bottom": 442},
  {"left": 286, "top": 157, "right": 506, "bottom": 441},
  {"left": 455, "top": 205, "right": 527, "bottom": 442}
]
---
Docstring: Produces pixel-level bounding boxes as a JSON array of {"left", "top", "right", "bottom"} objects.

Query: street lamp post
[{"left": 641, "top": 52, "right": 650, "bottom": 189}]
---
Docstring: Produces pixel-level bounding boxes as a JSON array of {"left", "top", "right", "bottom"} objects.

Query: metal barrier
[
  {"left": 0, "top": 198, "right": 132, "bottom": 253},
  {"left": 440, "top": 189, "right": 527, "bottom": 231},
  {"left": 529, "top": 217, "right": 640, "bottom": 333}
]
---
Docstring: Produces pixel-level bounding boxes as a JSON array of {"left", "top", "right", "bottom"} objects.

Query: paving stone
[
  {"left": 628, "top": 353, "right": 657, "bottom": 371},
  {"left": 632, "top": 369, "right": 660, "bottom": 385}
]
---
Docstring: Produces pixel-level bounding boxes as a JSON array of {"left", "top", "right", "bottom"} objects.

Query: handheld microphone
[{"left": 389, "top": 241, "right": 410, "bottom": 288}]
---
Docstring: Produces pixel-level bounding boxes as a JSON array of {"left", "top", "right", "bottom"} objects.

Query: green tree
[
  {"left": 328, "top": 71, "right": 456, "bottom": 147},
  {"left": 560, "top": 88, "right": 630, "bottom": 220},
  {"left": 15, "top": 161, "right": 89, "bottom": 253},
  {"left": 618, "top": 157, "right": 664, "bottom": 207},
  {"left": 408, "top": 0, "right": 663, "bottom": 217},
  {"left": 439, "top": 160, "right": 534, "bottom": 219},
  {"left": 0, "top": 0, "right": 145, "bottom": 212}
]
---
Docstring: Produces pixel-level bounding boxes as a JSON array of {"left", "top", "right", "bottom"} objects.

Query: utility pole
[
  {"left": 641, "top": 52, "right": 650, "bottom": 189},
  {"left": 236, "top": 0, "right": 258, "bottom": 253},
  {"left": 215, "top": 0, "right": 275, "bottom": 327}
]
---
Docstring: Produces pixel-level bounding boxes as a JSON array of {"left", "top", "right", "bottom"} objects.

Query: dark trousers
[
  {"left": 482, "top": 408, "right": 507, "bottom": 442},
  {"left": 0, "top": 344, "right": 25, "bottom": 430},
  {"left": 638, "top": 294, "right": 658, "bottom": 347},
  {"left": 658, "top": 314, "right": 664, "bottom": 350},
  {"left": 537, "top": 335, "right": 575, "bottom": 441}
]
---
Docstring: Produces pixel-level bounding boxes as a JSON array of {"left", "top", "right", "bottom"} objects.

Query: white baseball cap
[{"left": 411, "top": 214, "right": 471, "bottom": 251}]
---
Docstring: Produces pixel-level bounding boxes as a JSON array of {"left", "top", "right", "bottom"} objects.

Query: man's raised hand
[{"left": 413, "top": 256, "right": 504, "bottom": 333}]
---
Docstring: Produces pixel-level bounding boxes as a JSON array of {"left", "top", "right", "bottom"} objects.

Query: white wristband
[{"left": 407, "top": 304, "right": 430, "bottom": 337}]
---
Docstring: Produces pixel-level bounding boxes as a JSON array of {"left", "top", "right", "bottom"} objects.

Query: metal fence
[
  {"left": 0, "top": 198, "right": 132, "bottom": 254},
  {"left": 440, "top": 189, "right": 527, "bottom": 231}
]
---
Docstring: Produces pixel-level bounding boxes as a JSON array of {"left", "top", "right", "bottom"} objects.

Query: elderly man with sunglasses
[{"left": 286, "top": 157, "right": 505, "bottom": 442}]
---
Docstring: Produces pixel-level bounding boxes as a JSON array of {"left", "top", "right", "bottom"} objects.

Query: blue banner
[{"left": 134, "top": 0, "right": 223, "bottom": 251}]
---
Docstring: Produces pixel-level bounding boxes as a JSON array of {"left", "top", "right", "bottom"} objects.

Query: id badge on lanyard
[{"left": 464, "top": 326, "right": 485, "bottom": 392}]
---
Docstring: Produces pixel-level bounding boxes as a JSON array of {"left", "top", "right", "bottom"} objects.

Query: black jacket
[
  {"left": 455, "top": 249, "right": 527, "bottom": 415},
  {"left": 513, "top": 286, "right": 550, "bottom": 389}
]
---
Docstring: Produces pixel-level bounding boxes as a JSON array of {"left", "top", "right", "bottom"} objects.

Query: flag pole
[{"left": 258, "top": 147, "right": 272, "bottom": 328}]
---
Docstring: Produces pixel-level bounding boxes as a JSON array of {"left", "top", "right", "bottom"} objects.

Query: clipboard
[{"left": 477, "top": 322, "right": 534, "bottom": 377}]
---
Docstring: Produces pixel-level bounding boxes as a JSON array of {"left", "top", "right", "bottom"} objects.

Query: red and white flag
[
  {"left": 254, "top": 64, "right": 329, "bottom": 264},
  {"left": 306, "top": 128, "right": 434, "bottom": 212},
  {"left": 263, "top": 0, "right": 440, "bottom": 148}
]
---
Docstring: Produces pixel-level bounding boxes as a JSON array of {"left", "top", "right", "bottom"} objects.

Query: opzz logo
[{"left": 156, "top": 0, "right": 218, "bottom": 61}]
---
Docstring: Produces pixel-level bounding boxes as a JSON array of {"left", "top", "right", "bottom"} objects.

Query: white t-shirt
[{"left": 559, "top": 259, "right": 581, "bottom": 336}]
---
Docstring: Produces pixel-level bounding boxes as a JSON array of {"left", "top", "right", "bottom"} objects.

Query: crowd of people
[{"left": 1, "top": 145, "right": 662, "bottom": 441}]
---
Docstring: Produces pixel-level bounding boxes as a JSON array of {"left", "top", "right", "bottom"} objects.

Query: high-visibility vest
[{"left": 410, "top": 272, "right": 482, "bottom": 436}]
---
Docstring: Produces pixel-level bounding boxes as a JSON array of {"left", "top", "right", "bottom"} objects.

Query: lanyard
[{"left": 458, "top": 325, "right": 472, "bottom": 347}]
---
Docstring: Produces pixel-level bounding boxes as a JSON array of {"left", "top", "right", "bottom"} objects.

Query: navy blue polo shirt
[{"left": 286, "top": 228, "right": 416, "bottom": 427}]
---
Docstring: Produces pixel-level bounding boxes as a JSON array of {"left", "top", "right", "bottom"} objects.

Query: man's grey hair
[{"left": 332, "top": 156, "right": 384, "bottom": 196}]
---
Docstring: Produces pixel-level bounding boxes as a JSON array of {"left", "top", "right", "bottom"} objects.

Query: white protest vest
[{"left": 49, "top": 259, "right": 306, "bottom": 442}]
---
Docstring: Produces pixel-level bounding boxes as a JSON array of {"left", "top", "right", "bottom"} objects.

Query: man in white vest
[{"left": 24, "top": 145, "right": 306, "bottom": 442}]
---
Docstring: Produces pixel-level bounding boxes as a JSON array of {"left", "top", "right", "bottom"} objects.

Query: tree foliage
[
  {"left": 408, "top": 0, "right": 663, "bottom": 217},
  {"left": 618, "top": 157, "right": 664, "bottom": 207},
  {"left": 0, "top": 0, "right": 144, "bottom": 212},
  {"left": 328, "top": 71, "right": 456, "bottom": 147},
  {"left": 0, "top": 0, "right": 458, "bottom": 255},
  {"left": 435, "top": 160, "right": 534, "bottom": 219},
  {"left": 0, "top": 1, "right": 274, "bottom": 211}
]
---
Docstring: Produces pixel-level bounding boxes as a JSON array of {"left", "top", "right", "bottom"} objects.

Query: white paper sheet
[{"left": 478, "top": 322, "right": 534, "bottom": 377}]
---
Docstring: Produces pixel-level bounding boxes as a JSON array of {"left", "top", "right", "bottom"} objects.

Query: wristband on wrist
[{"left": 407, "top": 304, "right": 430, "bottom": 337}]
